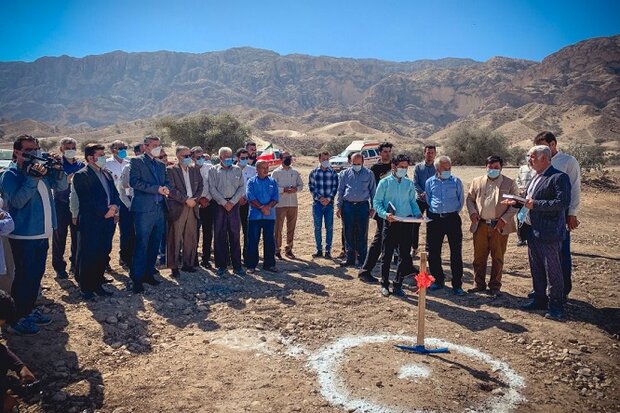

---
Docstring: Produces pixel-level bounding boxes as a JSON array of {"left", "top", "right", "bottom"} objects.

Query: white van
[{"left": 329, "top": 140, "right": 381, "bottom": 171}]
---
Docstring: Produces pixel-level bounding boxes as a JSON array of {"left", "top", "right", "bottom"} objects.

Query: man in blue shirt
[
  {"left": 246, "top": 160, "right": 280, "bottom": 273},
  {"left": 52, "top": 137, "right": 85, "bottom": 279},
  {"left": 412, "top": 145, "right": 436, "bottom": 255},
  {"left": 336, "top": 152, "right": 376, "bottom": 268},
  {"left": 425, "top": 155, "right": 465, "bottom": 295},
  {"left": 373, "top": 154, "right": 422, "bottom": 297},
  {"left": 308, "top": 151, "right": 339, "bottom": 259}
]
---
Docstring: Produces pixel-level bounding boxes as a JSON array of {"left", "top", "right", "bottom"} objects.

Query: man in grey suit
[
  {"left": 166, "top": 146, "right": 203, "bottom": 278},
  {"left": 504, "top": 145, "right": 571, "bottom": 320},
  {"left": 129, "top": 136, "right": 170, "bottom": 293}
]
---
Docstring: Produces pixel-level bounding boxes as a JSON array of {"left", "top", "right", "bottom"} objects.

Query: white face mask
[
  {"left": 352, "top": 164, "right": 362, "bottom": 172},
  {"left": 64, "top": 150, "right": 77, "bottom": 159},
  {"left": 320, "top": 160, "right": 330, "bottom": 168},
  {"left": 151, "top": 146, "right": 162, "bottom": 157}
]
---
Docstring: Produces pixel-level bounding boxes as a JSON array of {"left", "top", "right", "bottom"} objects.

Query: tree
[
  {"left": 39, "top": 138, "right": 59, "bottom": 152},
  {"left": 320, "top": 136, "right": 357, "bottom": 157},
  {"left": 159, "top": 113, "right": 251, "bottom": 154},
  {"left": 443, "top": 126, "right": 509, "bottom": 165},
  {"left": 565, "top": 142, "right": 605, "bottom": 173}
]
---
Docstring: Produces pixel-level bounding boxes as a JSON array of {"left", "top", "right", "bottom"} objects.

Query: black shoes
[
  {"left": 312, "top": 251, "right": 323, "bottom": 258},
  {"left": 324, "top": 252, "right": 332, "bottom": 259},
  {"left": 132, "top": 283, "right": 144, "bottom": 294},
  {"left": 339, "top": 261, "right": 355, "bottom": 267},
  {"left": 56, "top": 270, "right": 69, "bottom": 279},
  {"left": 358, "top": 272, "right": 379, "bottom": 284},
  {"left": 143, "top": 276, "right": 161, "bottom": 286},
  {"left": 171, "top": 269, "right": 181, "bottom": 278},
  {"left": 521, "top": 300, "right": 548, "bottom": 311},
  {"left": 275, "top": 252, "right": 283, "bottom": 260},
  {"left": 392, "top": 286, "right": 406, "bottom": 297},
  {"left": 285, "top": 251, "right": 296, "bottom": 259},
  {"left": 263, "top": 266, "right": 279, "bottom": 273},
  {"left": 468, "top": 286, "right": 487, "bottom": 293}
]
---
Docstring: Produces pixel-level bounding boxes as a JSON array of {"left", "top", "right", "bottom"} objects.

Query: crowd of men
[{"left": 0, "top": 131, "right": 581, "bottom": 340}]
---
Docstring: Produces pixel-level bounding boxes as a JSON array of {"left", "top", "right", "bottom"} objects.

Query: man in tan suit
[
  {"left": 466, "top": 155, "right": 519, "bottom": 296},
  {"left": 166, "top": 146, "right": 203, "bottom": 278}
]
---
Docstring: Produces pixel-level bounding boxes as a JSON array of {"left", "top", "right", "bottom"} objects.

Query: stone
[
  {"left": 106, "top": 316, "right": 118, "bottom": 324},
  {"left": 577, "top": 368, "right": 592, "bottom": 377},
  {"left": 517, "top": 337, "right": 526, "bottom": 344}
]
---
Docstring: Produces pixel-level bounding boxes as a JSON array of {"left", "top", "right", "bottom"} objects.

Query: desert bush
[
  {"left": 39, "top": 138, "right": 58, "bottom": 152},
  {"left": 319, "top": 136, "right": 357, "bottom": 157},
  {"left": 79, "top": 139, "right": 98, "bottom": 152},
  {"left": 443, "top": 126, "right": 509, "bottom": 165},
  {"left": 398, "top": 145, "right": 425, "bottom": 164},
  {"left": 159, "top": 113, "right": 251, "bottom": 154},
  {"left": 507, "top": 146, "right": 527, "bottom": 166},
  {"left": 565, "top": 142, "right": 605, "bottom": 173}
]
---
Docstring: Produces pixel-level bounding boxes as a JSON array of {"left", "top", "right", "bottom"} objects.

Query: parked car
[
  {"left": 329, "top": 140, "right": 381, "bottom": 171},
  {"left": 0, "top": 149, "right": 13, "bottom": 175},
  {"left": 256, "top": 148, "right": 282, "bottom": 170}
]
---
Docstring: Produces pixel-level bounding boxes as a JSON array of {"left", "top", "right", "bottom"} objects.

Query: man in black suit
[
  {"left": 504, "top": 145, "right": 571, "bottom": 320},
  {"left": 71, "top": 144, "right": 120, "bottom": 300},
  {"left": 129, "top": 136, "right": 170, "bottom": 293}
]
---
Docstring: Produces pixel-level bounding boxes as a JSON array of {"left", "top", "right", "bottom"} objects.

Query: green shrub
[
  {"left": 443, "top": 126, "right": 509, "bottom": 165},
  {"left": 565, "top": 143, "right": 605, "bottom": 173}
]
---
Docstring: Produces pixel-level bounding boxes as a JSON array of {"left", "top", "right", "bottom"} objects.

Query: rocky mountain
[{"left": 0, "top": 35, "right": 618, "bottom": 148}]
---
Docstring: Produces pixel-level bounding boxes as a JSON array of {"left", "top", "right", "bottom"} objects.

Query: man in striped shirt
[{"left": 308, "top": 151, "right": 339, "bottom": 259}]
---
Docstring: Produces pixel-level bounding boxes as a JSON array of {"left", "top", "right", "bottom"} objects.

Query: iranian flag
[{"left": 257, "top": 143, "right": 275, "bottom": 161}]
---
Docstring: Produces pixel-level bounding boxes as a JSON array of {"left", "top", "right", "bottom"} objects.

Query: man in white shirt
[
  {"left": 190, "top": 146, "right": 214, "bottom": 268},
  {"left": 533, "top": 131, "right": 580, "bottom": 301},
  {"left": 105, "top": 140, "right": 131, "bottom": 268},
  {"left": 236, "top": 148, "right": 256, "bottom": 265},
  {"left": 116, "top": 143, "right": 143, "bottom": 268}
]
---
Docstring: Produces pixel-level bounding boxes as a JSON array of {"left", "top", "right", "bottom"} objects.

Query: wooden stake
[{"left": 417, "top": 252, "right": 428, "bottom": 347}]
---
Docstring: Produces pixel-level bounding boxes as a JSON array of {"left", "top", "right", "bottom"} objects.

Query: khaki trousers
[
  {"left": 275, "top": 207, "right": 298, "bottom": 253},
  {"left": 472, "top": 222, "right": 509, "bottom": 291},
  {"left": 167, "top": 207, "right": 198, "bottom": 270}
]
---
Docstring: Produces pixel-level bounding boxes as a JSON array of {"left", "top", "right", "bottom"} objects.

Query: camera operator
[{"left": 0, "top": 135, "right": 67, "bottom": 335}]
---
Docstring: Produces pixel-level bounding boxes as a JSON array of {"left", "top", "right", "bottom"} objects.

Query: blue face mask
[
  {"left": 440, "top": 170, "right": 451, "bottom": 180},
  {"left": 117, "top": 149, "right": 127, "bottom": 159},
  {"left": 238, "top": 159, "right": 248, "bottom": 167},
  {"left": 182, "top": 157, "right": 192, "bottom": 166},
  {"left": 395, "top": 168, "right": 407, "bottom": 178},
  {"left": 223, "top": 158, "right": 233, "bottom": 167},
  {"left": 352, "top": 164, "right": 362, "bottom": 172},
  {"left": 196, "top": 158, "right": 205, "bottom": 167},
  {"left": 487, "top": 168, "right": 501, "bottom": 179},
  {"left": 96, "top": 156, "right": 107, "bottom": 168}
]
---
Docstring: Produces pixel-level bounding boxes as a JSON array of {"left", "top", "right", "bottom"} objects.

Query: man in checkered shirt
[{"left": 308, "top": 151, "right": 339, "bottom": 259}]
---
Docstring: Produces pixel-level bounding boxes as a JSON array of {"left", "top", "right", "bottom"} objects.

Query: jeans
[
  {"left": 427, "top": 212, "right": 463, "bottom": 289},
  {"left": 52, "top": 200, "right": 77, "bottom": 273},
  {"left": 561, "top": 231, "right": 572, "bottom": 297},
  {"left": 9, "top": 238, "right": 48, "bottom": 319},
  {"left": 312, "top": 201, "right": 334, "bottom": 253},
  {"left": 118, "top": 202, "right": 136, "bottom": 267},
  {"left": 131, "top": 203, "right": 165, "bottom": 284},
  {"left": 342, "top": 201, "right": 369, "bottom": 265},
  {"left": 246, "top": 219, "right": 276, "bottom": 269}
]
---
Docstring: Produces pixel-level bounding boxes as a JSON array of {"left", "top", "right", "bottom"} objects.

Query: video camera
[{"left": 22, "top": 152, "right": 62, "bottom": 178}]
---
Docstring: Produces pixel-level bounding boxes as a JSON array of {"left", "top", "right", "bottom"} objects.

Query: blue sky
[{"left": 1, "top": 0, "right": 618, "bottom": 62}]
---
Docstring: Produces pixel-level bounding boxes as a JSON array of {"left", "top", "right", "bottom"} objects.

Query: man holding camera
[{"left": 0, "top": 135, "right": 67, "bottom": 335}]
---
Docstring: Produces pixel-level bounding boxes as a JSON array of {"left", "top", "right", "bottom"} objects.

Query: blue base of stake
[{"left": 395, "top": 344, "right": 450, "bottom": 354}]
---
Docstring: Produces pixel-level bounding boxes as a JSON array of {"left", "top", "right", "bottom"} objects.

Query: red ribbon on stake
[{"left": 415, "top": 271, "right": 435, "bottom": 293}]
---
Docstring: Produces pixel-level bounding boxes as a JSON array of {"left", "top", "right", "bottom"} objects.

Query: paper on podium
[
  {"left": 394, "top": 216, "right": 432, "bottom": 223},
  {"left": 502, "top": 194, "right": 527, "bottom": 203}
]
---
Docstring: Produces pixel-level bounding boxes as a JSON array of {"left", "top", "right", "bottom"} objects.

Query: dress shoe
[
  {"left": 263, "top": 266, "right": 279, "bottom": 273},
  {"left": 143, "top": 276, "right": 161, "bottom": 286},
  {"left": 527, "top": 290, "right": 536, "bottom": 299},
  {"left": 275, "top": 252, "right": 283, "bottom": 260},
  {"left": 428, "top": 282, "right": 445, "bottom": 291},
  {"left": 171, "top": 269, "right": 180, "bottom": 278},
  {"left": 544, "top": 309, "right": 565, "bottom": 321},
  {"left": 487, "top": 289, "right": 502, "bottom": 297},
  {"left": 105, "top": 264, "right": 113, "bottom": 273},
  {"left": 324, "top": 252, "right": 332, "bottom": 259},
  {"left": 132, "top": 283, "right": 144, "bottom": 294},
  {"left": 339, "top": 261, "right": 355, "bottom": 267},
  {"left": 285, "top": 251, "right": 296, "bottom": 260},
  {"left": 181, "top": 266, "right": 197, "bottom": 273},
  {"left": 381, "top": 287, "right": 390, "bottom": 297},
  {"left": 201, "top": 261, "right": 213, "bottom": 269},
  {"left": 453, "top": 288, "right": 466, "bottom": 296},
  {"left": 312, "top": 251, "right": 323, "bottom": 258},
  {"left": 233, "top": 267, "right": 246, "bottom": 276},
  {"left": 358, "top": 272, "right": 379, "bottom": 284},
  {"left": 468, "top": 286, "right": 487, "bottom": 293},
  {"left": 94, "top": 287, "right": 113, "bottom": 297},
  {"left": 392, "top": 286, "right": 406, "bottom": 297},
  {"left": 217, "top": 268, "right": 227, "bottom": 276},
  {"left": 337, "top": 251, "right": 346, "bottom": 260},
  {"left": 521, "top": 300, "right": 548, "bottom": 311},
  {"left": 246, "top": 268, "right": 256, "bottom": 274},
  {"left": 516, "top": 240, "right": 527, "bottom": 247}
]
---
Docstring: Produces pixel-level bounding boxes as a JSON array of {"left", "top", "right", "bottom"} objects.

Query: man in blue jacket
[
  {"left": 504, "top": 145, "right": 571, "bottom": 320},
  {"left": 129, "top": 136, "right": 170, "bottom": 293},
  {"left": 1, "top": 135, "right": 67, "bottom": 335}
]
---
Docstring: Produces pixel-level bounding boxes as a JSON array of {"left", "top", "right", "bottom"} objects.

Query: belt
[
  {"left": 481, "top": 219, "right": 498, "bottom": 226},
  {"left": 343, "top": 200, "right": 368, "bottom": 205},
  {"left": 429, "top": 211, "right": 458, "bottom": 218}
]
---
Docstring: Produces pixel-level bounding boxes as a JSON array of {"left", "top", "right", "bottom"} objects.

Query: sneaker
[
  {"left": 312, "top": 251, "right": 323, "bottom": 258},
  {"left": 544, "top": 309, "right": 565, "bottom": 321},
  {"left": 467, "top": 286, "right": 487, "bottom": 293},
  {"left": 217, "top": 268, "right": 227, "bottom": 276},
  {"left": 8, "top": 319, "right": 40, "bottom": 335},
  {"left": 285, "top": 251, "right": 296, "bottom": 260},
  {"left": 339, "top": 261, "right": 355, "bottom": 267},
  {"left": 201, "top": 261, "right": 213, "bottom": 270},
  {"left": 55, "top": 270, "right": 68, "bottom": 279},
  {"left": 358, "top": 272, "right": 379, "bottom": 284},
  {"left": 381, "top": 287, "right": 390, "bottom": 297},
  {"left": 27, "top": 309, "right": 52, "bottom": 325},
  {"left": 516, "top": 240, "right": 527, "bottom": 247},
  {"left": 392, "top": 286, "right": 406, "bottom": 297},
  {"left": 324, "top": 252, "right": 332, "bottom": 259},
  {"left": 428, "top": 283, "right": 445, "bottom": 291},
  {"left": 233, "top": 268, "right": 246, "bottom": 276},
  {"left": 527, "top": 290, "right": 536, "bottom": 299},
  {"left": 246, "top": 268, "right": 256, "bottom": 274},
  {"left": 453, "top": 288, "right": 466, "bottom": 296}
]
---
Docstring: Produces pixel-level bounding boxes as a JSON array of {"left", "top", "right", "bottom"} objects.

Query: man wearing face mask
[
  {"left": 116, "top": 143, "right": 143, "bottom": 269},
  {"left": 336, "top": 152, "right": 376, "bottom": 268},
  {"left": 466, "top": 156, "right": 520, "bottom": 296},
  {"left": 129, "top": 136, "right": 170, "bottom": 293},
  {"left": 165, "top": 146, "right": 203, "bottom": 278},
  {"left": 412, "top": 145, "right": 437, "bottom": 255},
  {"left": 309, "top": 151, "right": 339, "bottom": 259},
  {"left": 208, "top": 147, "right": 246, "bottom": 276},
  {"left": 425, "top": 155, "right": 466, "bottom": 295},
  {"left": 271, "top": 151, "right": 303, "bottom": 260},
  {"left": 235, "top": 148, "right": 256, "bottom": 265},
  {"left": 373, "top": 154, "right": 421, "bottom": 297},
  {"left": 190, "top": 146, "right": 215, "bottom": 269},
  {"left": 71, "top": 144, "right": 120, "bottom": 300},
  {"left": 52, "top": 137, "right": 85, "bottom": 279},
  {"left": 1, "top": 135, "right": 67, "bottom": 335},
  {"left": 105, "top": 140, "right": 130, "bottom": 268}
]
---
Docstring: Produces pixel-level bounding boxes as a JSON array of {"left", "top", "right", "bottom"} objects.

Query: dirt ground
[{"left": 4, "top": 163, "right": 619, "bottom": 413}]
